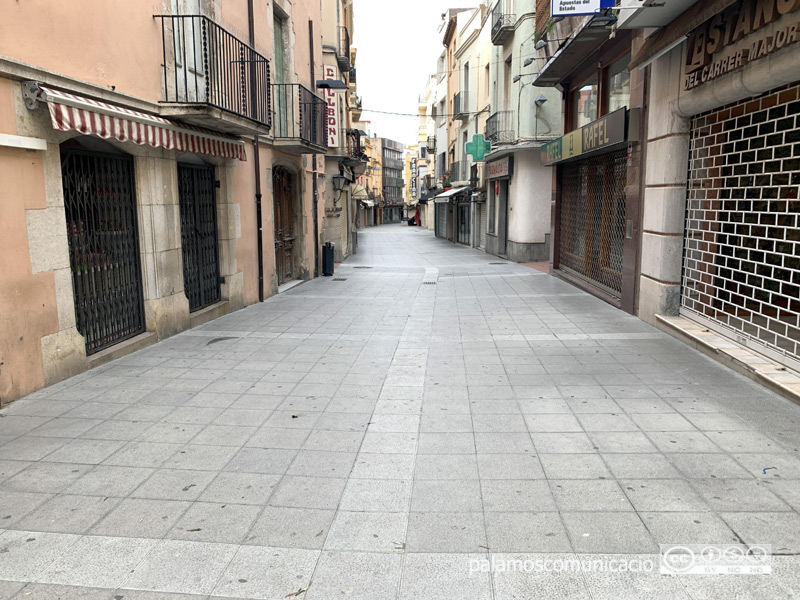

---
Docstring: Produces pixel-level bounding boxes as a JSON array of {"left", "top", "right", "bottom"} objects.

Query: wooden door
[{"left": 273, "top": 166, "right": 295, "bottom": 285}]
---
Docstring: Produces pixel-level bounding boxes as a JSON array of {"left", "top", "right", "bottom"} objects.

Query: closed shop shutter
[
  {"left": 436, "top": 203, "right": 448, "bottom": 238},
  {"left": 559, "top": 149, "right": 627, "bottom": 297},
  {"left": 478, "top": 202, "right": 487, "bottom": 250},
  {"left": 681, "top": 83, "right": 800, "bottom": 368}
]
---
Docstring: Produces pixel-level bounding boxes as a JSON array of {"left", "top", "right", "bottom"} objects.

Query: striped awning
[{"left": 39, "top": 86, "right": 246, "bottom": 161}]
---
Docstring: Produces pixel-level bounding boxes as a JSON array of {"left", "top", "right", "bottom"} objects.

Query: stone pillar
[{"left": 638, "top": 45, "right": 690, "bottom": 324}]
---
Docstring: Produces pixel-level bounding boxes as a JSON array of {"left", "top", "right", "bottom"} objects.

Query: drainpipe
[
  {"left": 310, "top": 19, "right": 320, "bottom": 276},
  {"left": 247, "top": 0, "right": 264, "bottom": 301}
]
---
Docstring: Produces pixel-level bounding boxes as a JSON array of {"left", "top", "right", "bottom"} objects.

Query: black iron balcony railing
[
  {"left": 450, "top": 159, "right": 471, "bottom": 182},
  {"left": 454, "top": 92, "right": 469, "bottom": 119},
  {"left": 338, "top": 26, "right": 351, "bottom": 71},
  {"left": 156, "top": 15, "right": 271, "bottom": 129},
  {"left": 426, "top": 136, "right": 436, "bottom": 152},
  {"left": 486, "top": 110, "right": 515, "bottom": 143},
  {"left": 349, "top": 67, "right": 356, "bottom": 84},
  {"left": 491, "top": 6, "right": 515, "bottom": 44},
  {"left": 272, "top": 83, "right": 326, "bottom": 149}
]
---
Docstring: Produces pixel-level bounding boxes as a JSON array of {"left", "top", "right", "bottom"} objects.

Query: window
[
  {"left": 571, "top": 75, "right": 598, "bottom": 130},
  {"left": 606, "top": 53, "right": 631, "bottom": 113}
]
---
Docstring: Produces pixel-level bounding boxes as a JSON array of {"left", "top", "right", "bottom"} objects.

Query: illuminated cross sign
[{"left": 465, "top": 134, "right": 492, "bottom": 162}]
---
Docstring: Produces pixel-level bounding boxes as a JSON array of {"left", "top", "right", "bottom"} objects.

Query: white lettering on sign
[
  {"left": 552, "top": 0, "right": 601, "bottom": 17},
  {"left": 323, "top": 65, "right": 340, "bottom": 148}
]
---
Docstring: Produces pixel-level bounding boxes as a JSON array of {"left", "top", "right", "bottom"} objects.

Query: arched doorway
[{"left": 272, "top": 165, "right": 297, "bottom": 285}]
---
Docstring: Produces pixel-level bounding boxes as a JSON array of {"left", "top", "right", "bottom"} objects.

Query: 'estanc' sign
[{"left": 552, "top": 0, "right": 614, "bottom": 17}]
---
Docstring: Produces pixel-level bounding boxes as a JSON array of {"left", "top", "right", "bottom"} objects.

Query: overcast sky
[{"left": 353, "top": 0, "right": 477, "bottom": 146}]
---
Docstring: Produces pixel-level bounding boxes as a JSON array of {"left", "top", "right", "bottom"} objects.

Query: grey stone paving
[{"left": 0, "top": 224, "right": 799, "bottom": 599}]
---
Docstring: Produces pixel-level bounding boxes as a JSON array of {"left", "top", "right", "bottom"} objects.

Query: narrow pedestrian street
[{"left": 1, "top": 224, "right": 799, "bottom": 599}]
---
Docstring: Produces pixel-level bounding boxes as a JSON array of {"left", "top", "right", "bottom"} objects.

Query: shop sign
[
  {"left": 411, "top": 157, "right": 418, "bottom": 200},
  {"left": 684, "top": 0, "right": 800, "bottom": 91},
  {"left": 487, "top": 155, "right": 513, "bottom": 179},
  {"left": 552, "top": 0, "right": 614, "bottom": 17},
  {"left": 541, "top": 108, "right": 628, "bottom": 166},
  {"left": 323, "top": 65, "right": 340, "bottom": 148}
]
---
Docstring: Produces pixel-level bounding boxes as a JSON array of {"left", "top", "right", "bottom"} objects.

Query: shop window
[
  {"left": 488, "top": 189, "right": 496, "bottom": 234},
  {"left": 606, "top": 53, "right": 631, "bottom": 113},
  {"left": 571, "top": 75, "right": 598, "bottom": 129}
]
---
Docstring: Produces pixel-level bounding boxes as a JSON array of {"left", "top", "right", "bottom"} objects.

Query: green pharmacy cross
[{"left": 465, "top": 134, "right": 492, "bottom": 162}]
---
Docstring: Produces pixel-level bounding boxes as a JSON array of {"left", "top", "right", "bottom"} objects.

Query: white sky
[{"left": 353, "top": 1, "right": 478, "bottom": 146}]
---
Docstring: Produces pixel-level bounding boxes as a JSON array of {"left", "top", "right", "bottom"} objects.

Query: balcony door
[
  {"left": 171, "top": 0, "right": 206, "bottom": 104},
  {"left": 273, "top": 13, "right": 289, "bottom": 137}
]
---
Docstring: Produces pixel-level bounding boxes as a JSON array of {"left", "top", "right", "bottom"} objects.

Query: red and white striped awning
[{"left": 39, "top": 86, "right": 246, "bottom": 161}]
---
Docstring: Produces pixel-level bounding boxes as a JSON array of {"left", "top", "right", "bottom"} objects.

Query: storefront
[
  {"left": 542, "top": 108, "right": 639, "bottom": 305},
  {"left": 630, "top": 0, "right": 800, "bottom": 369},
  {"left": 485, "top": 155, "right": 512, "bottom": 257},
  {"left": 433, "top": 186, "right": 471, "bottom": 242}
]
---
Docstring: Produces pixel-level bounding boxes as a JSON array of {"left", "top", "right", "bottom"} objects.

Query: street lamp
[{"left": 332, "top": 174, "right": 348, "bottom": 207}]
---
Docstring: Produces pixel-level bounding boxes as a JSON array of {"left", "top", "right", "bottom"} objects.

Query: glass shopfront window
[
  {"left": 572, "top": 75, "right": 598, "bottom": 130},
  {"left": 607, "top": 54, "right": 631, "bottom": 113}
]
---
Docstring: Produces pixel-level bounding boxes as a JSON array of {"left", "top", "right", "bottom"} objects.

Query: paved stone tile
[
  {"left": 324, "top": 510, "right": 407, "bottom": 552},
  {"left": 212, "top": 546, "right": 318, "bottom": 599},
  {"left": 0, "top": 530, "right": 80, "bottom": 581},
  {"left": 304, "top": 551, "right": 402, "bottom": 600},
  {"left": 622, "top": 479, "right": 711, "bottom": 512},
  {"left": 491, "top": 553, "right": 591, "bottom": 600},
  {"left": 550, "top": 480, "right": 633, "bottom": 512},
  {"left": 639, "top": 511, "right": 740, "bottom": 545},
  {"left": 350, "top": 453, "right": 415, "bottom": 480},
  {"left": 540, "top": 454, "right": 611, "bottom": 479},
  {"left": 562, "top": 512, "right": 658, "bottom": 553},
  {"left": 400, "top": 553, "right": 492, "bottom": 600},
  {"left": 411, "top": 479, "right": 483, "bottom": 512},
  {"left": 12, "top": 495, "right": 120, "bottom": 534},
  {"left": 91, "top": 498, "right": 192, "bottom": 538},
  {"left": 37, "top": 536, "right": 157, "bottom": 588},
  {"left": 269, "top": 476, "right": 346, "bottom": 509},
  {"left": 122, "top": 539, "right": 238, "bottom": 595},
  {"left": 485, "top": 512, "right": 571, "bottom": 552}
]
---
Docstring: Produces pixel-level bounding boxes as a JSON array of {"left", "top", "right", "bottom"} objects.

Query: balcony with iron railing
[
  {"left": 345, "top": 129, "right": 369, "bottom": 175},
  {"left": 271, "top": 83, "right": 327, "bottom": 154},
  {"left": 491, "top": 4, "right": 515, "bottom": 45},
  {"left": 426, "top": 136, "right": 436, "bottom": 152},
  {"left": 450, "top": 159, "right": 471, "bottom": 184},
  {"left": 338, "top": 26, "right": 351, "bottom": 71},
  {"left": 486, "top": 110, "right": 516, "bottom": 144},
  {"left": 453, "top": 92, "right": 469, "bottom": 120},
  {"left": 155, "top": 15, "right": 271, "bottom": 134}
]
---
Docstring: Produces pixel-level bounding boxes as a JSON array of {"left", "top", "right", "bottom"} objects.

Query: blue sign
[{"left": 552, "top": 0, "right": 614, "bottom": 17}]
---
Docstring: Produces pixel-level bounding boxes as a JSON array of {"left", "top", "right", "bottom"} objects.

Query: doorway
[
  {"left": 178, "top": 162, "right": 220, "bottom": 312},
  {"left": 273, "top": 166, "right": 297, "bottom": 285}
]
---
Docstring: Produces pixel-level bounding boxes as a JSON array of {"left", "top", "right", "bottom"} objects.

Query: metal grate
[
  {"left": 178, "top": 163, "right": 221, "bottom": 312},
  {"left": 332, "top": 278, "right": 347, "bottom": 281},
  {"left": 682, "top": 84, "right": 800, "bottom": 366},
  {"left": 559, "top": 150, "right": 627, "bottom": 296},
  {"left": 61, "top": 148, "right": 145, "bottom": 354},
  {"left": 155, "top": 15, "right": 272, "bottom": 129}
]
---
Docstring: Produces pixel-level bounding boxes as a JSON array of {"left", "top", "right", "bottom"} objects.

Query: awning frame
[{"left": 31, "top": 83, "right": 247, "bottom": 161}]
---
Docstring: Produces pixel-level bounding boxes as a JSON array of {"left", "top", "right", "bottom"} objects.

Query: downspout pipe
[{"left": 247, "top": 0, "right": 264, "bottom": 301}]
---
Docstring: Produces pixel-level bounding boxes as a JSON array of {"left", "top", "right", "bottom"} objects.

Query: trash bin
[{"left": 322, "top": 242, "right": 334, "bottom": 276}]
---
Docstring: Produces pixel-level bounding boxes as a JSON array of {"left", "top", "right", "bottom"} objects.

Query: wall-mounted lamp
[
  {"left": 523, "top": 57, "right": 535, "bottom": 67},
  {"left": 317, "top": 80, "right": 348, "bottom": 90},
  {"left": 535, "top": 94, "right": 548, "bottom": 106},
  {"left": 512, "top": 75, "right": 522, "bottom": 83},
  {"left": 534, "top": 39, "right": 547, "bottom": 51},
  {"left": 332, "top": 174, "right": 348, "bottom": 192}
]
